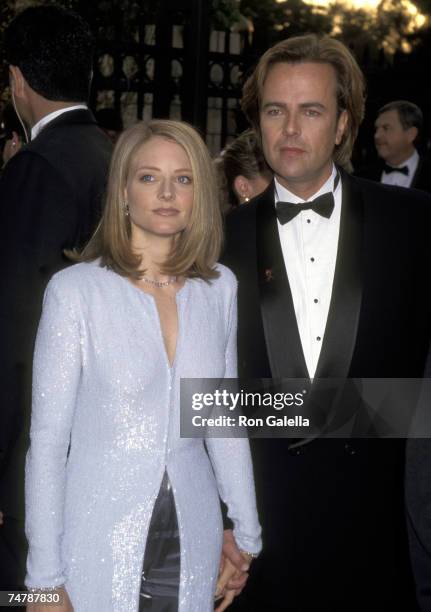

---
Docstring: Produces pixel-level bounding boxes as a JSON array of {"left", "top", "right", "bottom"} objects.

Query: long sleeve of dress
[
  {"left": 25, "top": 277, "right": 82, "bottom": 589},
  {"left": 205, "top": 281, "right": 262, "bottom": 555}
]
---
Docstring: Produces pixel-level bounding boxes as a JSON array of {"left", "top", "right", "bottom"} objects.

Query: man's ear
[
  {"left": 406, "top": 126, "right": 418, "bottom": 146},
  {"left": 335, "top": 109, "right": 348, "bottom": 146},
  {"left": 9, "top": 65, "right": 26, "bottom": 99}
]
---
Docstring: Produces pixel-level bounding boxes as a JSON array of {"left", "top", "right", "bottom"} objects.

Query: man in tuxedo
[
  {"left": 356, "top": 100, "right": 431, "bottom": 193},
  {"left": 0, "top": 6, "right": 112, "bottom": 591},
  {"left": 222, "top": 35, "right": 431, "bottom": 611}
]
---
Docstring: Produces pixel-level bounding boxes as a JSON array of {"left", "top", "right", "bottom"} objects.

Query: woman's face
[{"left": 125, "top": 136, "right": 194, "bottom": 242}]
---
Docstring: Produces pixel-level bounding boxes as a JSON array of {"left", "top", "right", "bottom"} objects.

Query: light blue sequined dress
[{"left": 24, "top": 261, "right": 261, "bottom": 612}]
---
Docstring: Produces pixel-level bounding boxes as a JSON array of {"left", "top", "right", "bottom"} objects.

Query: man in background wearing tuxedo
[
  {"left": 222, "top": 35, "right": 431, "bottom": 611},
  {"left": 357, "top": 100, "right": 431, "bottom": 194},
  {"left": 0, "top": 6, "right": 112, "bottom": 592}
]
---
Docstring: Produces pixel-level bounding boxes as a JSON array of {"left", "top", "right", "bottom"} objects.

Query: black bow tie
[
  {"left": 383, "top": 164, "right": 409, "bottom": 176},
  {"left": 276, "top": 192, "right": 335, "bottom": 225}
]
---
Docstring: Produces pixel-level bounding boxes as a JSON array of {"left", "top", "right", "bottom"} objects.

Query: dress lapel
[
  {"left": 314, "top": 170, "right": 364, "bottom": 379},
  {"left": 256, "top": 183, "right": 308, "bottom": 379}
]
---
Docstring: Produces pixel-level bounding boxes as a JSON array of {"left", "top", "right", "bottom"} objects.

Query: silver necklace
[{"left": 141, "top": 276, "right": 177, "bottom": 288}]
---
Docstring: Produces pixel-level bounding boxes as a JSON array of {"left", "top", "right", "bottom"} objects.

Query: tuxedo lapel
[
  {"left": 224, "top": 201, "right": 272, "bottom": 378},
  {"left": 256, "top": 183, "right": 308, "bottom": 378},
  {"left": 314, "top": 171, "right": 364, "bottom": 379}
]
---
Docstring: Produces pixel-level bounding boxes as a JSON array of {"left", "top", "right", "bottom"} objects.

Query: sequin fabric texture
[{"left": 25, "top": 261, "right": 262, "bottom": 612}]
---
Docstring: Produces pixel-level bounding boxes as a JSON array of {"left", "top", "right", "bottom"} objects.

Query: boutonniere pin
[{"left": 264, "top": 268, "right": 274, "bottom": 282}]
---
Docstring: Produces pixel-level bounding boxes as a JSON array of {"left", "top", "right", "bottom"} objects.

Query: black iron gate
[{"left": 89, "top": 0, "right": 255, "bottom": 153}]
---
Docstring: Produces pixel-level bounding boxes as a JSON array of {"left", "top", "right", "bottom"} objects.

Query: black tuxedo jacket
[
  {"left": 356, "top": 154, "right": 431, "bottom": 194},
  {"left": 0, "top": 109, "right": 112, "bottom": 520},
  {"left": 223, "top": 171, "right": 431, "bottom": 611}
]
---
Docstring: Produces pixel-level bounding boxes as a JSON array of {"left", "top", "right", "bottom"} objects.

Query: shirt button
[
  {"left": 310, "top": 257, "right": 315, "bottom": 262},
  {"left": 314, "top": 298, "right": 318, "bottom": 303},
  {"left": 288, "top": 446, "right": 305, "bottom": 456},
  {"left": 316, "top": 336, "right": 321, "bottom": 341},
  {"left": 307, "top": 219, "right": 311, "bottom": 224},
  {"left": 344, "top": 443, "right": 356, "bottom": 455}
]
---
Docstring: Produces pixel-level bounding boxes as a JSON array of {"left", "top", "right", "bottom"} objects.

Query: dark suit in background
[
  {"left": 0, "top": 108, "right": 112, "bottom": 589},
  {"left": 223, "top": 171, "right": 431, "bottom": 611},
  {"left": 356, "top": 155, "right": 431, "bottom": 194}
]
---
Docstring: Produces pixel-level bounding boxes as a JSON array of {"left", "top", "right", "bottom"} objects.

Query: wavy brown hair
[
  {"left": 241, "top": 34, "right": 366, "bottom": 169},
  {"left": 73, "top": 120, "right": 222, "bottom": 281}
]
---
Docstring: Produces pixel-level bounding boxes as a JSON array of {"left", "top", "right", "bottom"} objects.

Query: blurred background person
[
  {"left": 0, "top": 5, "right": 112, "bottom": 595},
  {"left": 356, "top": 100, "right": 431, "bottom": 193},
  {"left": 215, "top": 129, "right": 272, "bottom": 213},
  {"left": 0, "top": 103, "right": 26, "bottom": 168}
]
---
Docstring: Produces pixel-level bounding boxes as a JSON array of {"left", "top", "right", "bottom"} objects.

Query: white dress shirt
[
  {"left": 275, "top": 165, "right": 342, "bottom": 378},
  {"left": 380, "top": 149, "right": 419, "bottom": 188},
  {"left": 31, "top": 104, "right": 88, "bottom": 140}
]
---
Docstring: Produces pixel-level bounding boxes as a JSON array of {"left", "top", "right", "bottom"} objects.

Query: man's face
[
  {"left": 374, "top": 109, "right": 417, "bottom": 166},
  {"left": 259, "top": 61, "right": 347, "bottom": 198}
]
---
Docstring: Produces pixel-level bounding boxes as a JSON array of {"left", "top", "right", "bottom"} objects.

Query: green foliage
[
  {"left": 211, "top": 0, "right": 242, "bottom": 30},
  {"left": 240, "top": 0, "right": 286, "bottom": 25},
  {"left": 322, "top": 0, "right": 427, "bottom": 58},
  {"left": 1, "top": 0, "right": 430, "bottom": 96},
  {"left": 271, "top": 0, "right": 333, "bottom": 36}
]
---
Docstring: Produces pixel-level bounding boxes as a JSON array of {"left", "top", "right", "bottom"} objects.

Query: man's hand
[
  {"left": 215, "top": 555, "right": 242, "bottom": 611},
  {"left": 214, "top": 529, "right": 254, "bottom": 610}
]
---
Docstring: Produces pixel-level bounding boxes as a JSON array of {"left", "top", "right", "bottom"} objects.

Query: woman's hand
[
  {"left": 215, "top": 547, "right": 253, "bottom": 612},
  {"left": 26, "top": 587, "right": 73, "bottom": 612}
]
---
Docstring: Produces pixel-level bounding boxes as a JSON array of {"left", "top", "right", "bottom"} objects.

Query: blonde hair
[
  {"left": 74, "top": 120, "right": 222, "bottom": 280},
  {"left": 241, "top": 34, "right": 366, "bottom": 169}
]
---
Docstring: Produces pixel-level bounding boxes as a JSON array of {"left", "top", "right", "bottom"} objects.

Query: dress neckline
[{"left": 109, "top": 267, "right": 189, "bottom": 301}]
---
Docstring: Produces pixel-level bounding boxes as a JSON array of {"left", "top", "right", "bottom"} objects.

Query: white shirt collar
[
  {"left": 31, "top": 104, "right": 88, "bottom": 140},
  {"left": 274, "top": 164, "right": 339, "bottom": 204},
  {"left": 383, "top": 149, "right": 419, "bottom": 176}
]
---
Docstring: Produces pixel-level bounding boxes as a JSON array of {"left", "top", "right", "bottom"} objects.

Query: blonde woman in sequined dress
[{"left": 24, "top": 120, "right": 261, "bottom": 612}]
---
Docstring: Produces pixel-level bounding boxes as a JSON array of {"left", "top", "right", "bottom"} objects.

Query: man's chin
[
  {"left": 375, "top": 145, "right": 389, "bottom": 158},
  {"left": 274, "top": 164, "right": 307, "bottom": 183}
]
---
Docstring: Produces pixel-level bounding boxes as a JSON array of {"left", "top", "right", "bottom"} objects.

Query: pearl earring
[{"left": 123, "top": 201, "right": 129, "bottom": 216}]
